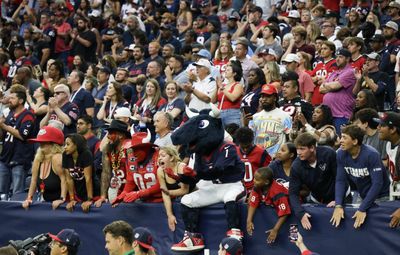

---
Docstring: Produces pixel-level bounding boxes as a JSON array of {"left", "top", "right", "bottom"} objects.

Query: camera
[{"left": 9, "top": 233, "right": 51, "bottom": 255}]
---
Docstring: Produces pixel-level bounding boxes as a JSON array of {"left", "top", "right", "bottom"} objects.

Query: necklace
[
  {"left": 39, "top": 160, "right": 51, "bottom": 194},
  {"left": 111, "top": 146, "right": 125, "bottom": 173}
]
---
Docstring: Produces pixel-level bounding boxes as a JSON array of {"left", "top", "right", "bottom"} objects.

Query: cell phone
[
  {"left": 289, "top": 224, "right": 298, "bottom": 241},
  {"left": 242, "top": 106, "right": 251, "bottom": 114}
]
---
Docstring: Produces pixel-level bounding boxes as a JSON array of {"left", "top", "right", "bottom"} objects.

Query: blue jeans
[
  {"left": 333, "top": 117, "right": 349, "bottom": 136},
  {"left": 0, "top": 161, "right": 27, "bottom": 200},
  {"left": 220, "top": 109, "right": 241, "bottom": 128}
]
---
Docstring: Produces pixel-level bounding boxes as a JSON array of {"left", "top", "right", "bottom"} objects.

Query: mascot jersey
[
  {"left": 237, "top": 145, "right": 271, "bottom": 192},
  {"left": 124, "top": 148, "right": 162, "bottom": 202},
  {"left": 195, "top": 142, "right": 244, "bottom": 184}
]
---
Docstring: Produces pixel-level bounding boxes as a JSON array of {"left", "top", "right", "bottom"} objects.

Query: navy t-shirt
[
  {"left": 70, "top": 88, "right": 95, "bottom": 117},
  {"left": 159, "top": 98, "right": 185, "bottom": 129},
  {"left": 0, "top": 109, "right": 35, "bottom": 166},
  {"left": 50, "top": 102, "right": 79, "bottom": 135},
  {"left": 335, "top": 145, "right": 390, "bottom": 212}
]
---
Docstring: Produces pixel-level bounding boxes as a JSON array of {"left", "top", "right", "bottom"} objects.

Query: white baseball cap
[
  {"left": 193, "top": 59, "right": 211, "bottom": 70},
  {"left": 282, "top": 53, "right": 300, "bottom": 63},
  {"left": 114, "top": 107, "right": 132, "bottom": 118},
  {"left": 288, "top": 10, "right": 300, "bottom": 19}
]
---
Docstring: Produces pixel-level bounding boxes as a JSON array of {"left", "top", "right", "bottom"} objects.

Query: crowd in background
[{"left": 0, "top": 0, "right": 400, "bottom": 253}]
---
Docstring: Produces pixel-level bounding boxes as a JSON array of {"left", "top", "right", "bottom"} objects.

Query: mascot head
[{"left": 171, "top": 104, "right": 224, "bottom": 155}]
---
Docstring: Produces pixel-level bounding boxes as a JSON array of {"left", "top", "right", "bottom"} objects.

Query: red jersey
[
  {"left": 237, "top": 145, "right": 271, "bottom": 192},
  {"left": 309, "top": 58, "right": 337, "bottom": 106},
  {"left": 213, "top": 59, "right": 229, "bottom": 76},
  {"left": 350, "top": 55, "right": 366, "bottom": 72},
  {"left": 248, "top": 180, "right": 291, "bottom": 217},
  {"left": 107, "top": 139, "right": 132, "bottom": 194},
  {"left": 124, "top": 147, "right": 162, "bottom": 202}
]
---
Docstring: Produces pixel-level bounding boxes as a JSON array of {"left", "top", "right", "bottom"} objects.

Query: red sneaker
[
  {"left": 171, "top": 232, "right": 205, "bottom": 252},
  {"left": 226, "top": 228, "right": 244, "bottom": 241}
]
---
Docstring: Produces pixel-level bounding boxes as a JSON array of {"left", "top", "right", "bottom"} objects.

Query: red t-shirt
[
  {"left": 248, "top": 180, "right": 291, "bottom": 217},
  {"left": 237, "top": 145, "right": 271, "bottom": 192},
  {"left": 217, "top": 82, "right": 243, "bottom": 110}
]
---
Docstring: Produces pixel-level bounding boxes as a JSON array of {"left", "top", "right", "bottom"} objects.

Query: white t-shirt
[
  {"left": 250, "top": 108, "right": 292, "bottom": 157},
  {"left": 188, "top": 75, "right": 217, "bottom": 111}
]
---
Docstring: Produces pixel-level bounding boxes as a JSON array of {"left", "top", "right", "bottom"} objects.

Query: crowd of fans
[{"left": 1, "top": 0, "right": 400, "bottom": 253}]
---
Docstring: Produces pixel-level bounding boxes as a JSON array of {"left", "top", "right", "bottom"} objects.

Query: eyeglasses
[{"left": 321, "top": 25, "right": 333, "bottom": 29}]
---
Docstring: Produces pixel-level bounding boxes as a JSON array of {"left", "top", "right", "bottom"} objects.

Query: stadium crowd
[{"left": 0, "top": 0, "right": 400, "bottom": 253}]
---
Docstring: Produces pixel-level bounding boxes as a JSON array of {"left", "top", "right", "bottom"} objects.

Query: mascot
[
  {"left": 170, "top": 105, "right": 245, "bottom": 252},
  {"left": 112, "top": 130, "right": 162, "bottom": 204}
]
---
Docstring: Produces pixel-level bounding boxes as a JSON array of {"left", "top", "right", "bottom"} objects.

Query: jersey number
[
  {"left": 133, "top": 173, "right": 157, "bottom": 190},
  {"left": 243, "top": 162, "right": 253, "bottom": 182},
  {"left": 278, "top": 203, "right": 286, "bottom": 211}
]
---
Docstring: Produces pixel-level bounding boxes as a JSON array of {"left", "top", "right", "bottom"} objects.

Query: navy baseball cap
[
  {"left": 336, "top": 48, "right": 351, "bottom": 58},
  {"left": 133, "top": 227, "right": 155, "bottom": 250},
  {"left": 221, "top": 237, "right": 243, "bottom": 255},
  {"left": 49, "top": 229, "right": 80, "bottom": 248}
]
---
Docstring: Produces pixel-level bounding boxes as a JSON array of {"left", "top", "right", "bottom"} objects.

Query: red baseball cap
[
  {"left": 260, "top": 84, "right": 278, "bottom": 95},
  {"left": 28, "top": 126, "right": 64, "bottom": 145}
]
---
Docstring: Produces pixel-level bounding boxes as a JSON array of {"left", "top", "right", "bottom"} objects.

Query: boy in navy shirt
[
  {"left": 289, "top": 132, "right": 338, "bottom": 230},
  {"left": 331, "top": 124, "right": 389, "bottom": 229}
]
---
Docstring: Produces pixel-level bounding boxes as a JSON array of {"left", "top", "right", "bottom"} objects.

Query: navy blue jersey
[
  {"left": 194, "top": 142, "right": 244, "bottom": 183},
  {"left": 50, "top": 102, "right": 79, "bottom": 135},
  {"left": 6, "top": 57, "right": 32, "bottom": 87},
  {"left": 279, "top": 96, "right": 314, "bottom": 123},
  {"left": 0, "top": 109, "right": 35, "bottom": 165},
  {"left": 70, "top": 88, "right": 95, "bottom": 117},
  {"left": 128, "top": 62, "right": 147, "bottom": 77},
  {"left": 241, "top": 87, "right": 261, "bottom": 115},
  {"left": 289, "top": 146, "right": 337, "bottom": 219},
  {"left": 269, "top": 160, "right": 290, "bottom": 188},
  {"left": 336, "top": 145, "right": 390, "bottom": 212},
  {"left": 86, "top": 134, "right": 102, "bottom": 179}
]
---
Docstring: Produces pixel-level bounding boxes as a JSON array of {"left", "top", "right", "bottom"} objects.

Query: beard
[
  {"left": 262, "top": 103, "right": 275, "bottom": 112},
  {"left": 77, "top": 26, "right": 86, "bottom": 32},
  {"left": 108, "top": 139, "right": 121, "bottom": 153}
]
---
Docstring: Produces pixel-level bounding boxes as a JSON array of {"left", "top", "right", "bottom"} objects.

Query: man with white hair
[
  {"left": 153, "top": 111, "right": 174, "bottom": 147},
  {"left": 40, "top": 84, "right": 79, "bottom": 135},
  {"left": 183, "top": 59, "right": 217, "bottom": 112}
]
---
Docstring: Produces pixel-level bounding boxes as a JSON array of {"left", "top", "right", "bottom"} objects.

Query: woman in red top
[
  {"left": 213, "top": 40, "right": 234, "bottom": 77},
  {"left": 217, "top": 60, "right": 244, "bottom": 127}
]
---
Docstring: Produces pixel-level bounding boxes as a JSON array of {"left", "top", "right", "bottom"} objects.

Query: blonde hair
[
  {"left": 144, "top": 78, "right": 162, "bottom": 107},
  {"left": 160, "top": 146, "right": 181, "bottom": 166},
  {"left": 306, "top": 22, "right": 321, "bottom": 44},
  {"left": 215, "top": 39, "right": 234, "bottom": 61},
  {"left": 264, "top": 62, "right": 281, "bottom": 83},
  {"left": 34, "top": 144, "right": 63, "bottom": 162}
]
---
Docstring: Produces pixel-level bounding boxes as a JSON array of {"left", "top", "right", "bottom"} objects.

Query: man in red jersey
[
  {"left": 95, "top": 120, "right": 132, "bottom": 207},
  {"left": 309, "top": 41, "right": 337, "bottom": 106},
  {"left": 112, "top": 131, "right": 162, "bottom": 204},
  {"left": 235, "top": 127, "right": 271, "bottom": 194}
]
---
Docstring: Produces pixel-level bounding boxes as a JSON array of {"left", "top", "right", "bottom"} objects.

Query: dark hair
[
  {"left": 75, "top": 70, "right": 85, "bottom": 84},
  {"left": 341, "top": 124, "right": 365, "bottom": 145},
  {"left": 295, "top": 132, "right": 317, "bottom": 148},
  {"left": 39, "top": 86, "right": 51, "bottom": 101},
  {"left": 225, "top": 123, "right": 240, "bottom": 140},
  {"left": 172, "top": 54, "right": 185, "bottom": 67},
  {"left": 110, "top": 81, "right": 125, "bottom": 103},
  {"left": 313, "top": 105, "right": 334, "bottom": 128},
  {"left": 229, "top": 60, "right": 243, "bottom": 82},
  {"left": 66, "top": 133, "right": 88, "bottom": 154},
  {"left": 266, "top": 24, "right": 280, "bottom": 38},
  {"left": 103, "top": 220, "right": 133, "bottom": 244},
  {"left": 354, "top": 108, "right": 379, "bottom": 129},
  {"left": 235, "top": 127, "right": 254, "bottom": 144},
  {"left": 134, "top": 45, "right": 145, "bottom": 54},
  {"left": 133, "top": 30, "right": 147, "bottom": 46},
  {"left": 78, "top": 115, "right": 94, "bottom": 126},
  {"left": 181, "top": 44, "right": 193, "bottom": 55},
  {"left": 356, "top": 89, "right": 378, "bottom": 110},
  {"left": 109, "top": 14, "right": 121, "bottom": 23},
  {"left": 50, "top": 60, "right": 64, "bottom": 78},
  {"left": 255, "top": 167, "right": 274, "bottom": 184},
  {"left": 10, "top": 84, "right": 27, "bottom": 104},
  {"left": 246, "top": 68, "right": 266, "bottom": 93},
  {"left": 285, "top": 142, "right": 297, "bottom": 160}
]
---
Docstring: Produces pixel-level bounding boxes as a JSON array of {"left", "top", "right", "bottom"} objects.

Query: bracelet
[{"left": 335, "top": 205, "right": 343, "bottom": 208}]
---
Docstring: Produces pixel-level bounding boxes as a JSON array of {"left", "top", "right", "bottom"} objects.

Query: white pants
[{"left": 181, "top": 180, "right": 244, "bottom": 208}]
